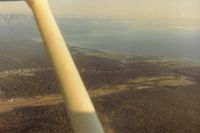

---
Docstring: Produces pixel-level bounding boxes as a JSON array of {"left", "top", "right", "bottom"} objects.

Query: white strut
[{"left": 26, "top": 0, "right": 105, "bottom": 133}]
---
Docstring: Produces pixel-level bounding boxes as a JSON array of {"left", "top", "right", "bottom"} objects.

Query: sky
[{"left": 0, "top": 0, "right": 199, "bottom": 22}]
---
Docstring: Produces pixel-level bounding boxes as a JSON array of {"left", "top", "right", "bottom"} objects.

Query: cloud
[{"left": 173, "top": 26, "right": 200, "bottom": 31}]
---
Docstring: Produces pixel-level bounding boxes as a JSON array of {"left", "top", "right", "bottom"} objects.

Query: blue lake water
[
  {"left": 0, "top": 15, "right": 200, "bottom": 59},
  {"left": 58, "top": 19, "right": 200, "bottom": 59}
]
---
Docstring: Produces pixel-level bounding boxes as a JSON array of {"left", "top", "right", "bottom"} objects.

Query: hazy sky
[{"left": 0, "top": 0, "right": 199, "bottom": 22}]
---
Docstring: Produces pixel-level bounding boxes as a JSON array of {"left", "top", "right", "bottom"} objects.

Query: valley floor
[{"left": 1, "top": 47, "right": 200, "bottom": 133}]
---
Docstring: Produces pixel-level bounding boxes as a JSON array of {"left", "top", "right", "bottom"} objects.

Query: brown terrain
[{"left": 1, "top": 47, "right": 200, "bottom": 133}]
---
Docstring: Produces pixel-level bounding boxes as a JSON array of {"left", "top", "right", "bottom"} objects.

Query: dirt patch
[{"left": 0, "top": 95, "right": 63, "bottom": 113}]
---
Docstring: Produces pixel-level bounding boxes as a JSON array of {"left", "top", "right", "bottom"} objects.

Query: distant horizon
[
  {"left": 0, "top": 8, "right": 200, "bottom": 60},
  {"left": 0, "top": 0, "right": 199, "bottom": 22},
  {"left": 0, "top": 12, "right": 199, "bottom": 26}
]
